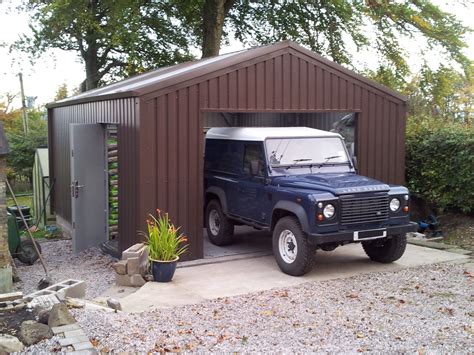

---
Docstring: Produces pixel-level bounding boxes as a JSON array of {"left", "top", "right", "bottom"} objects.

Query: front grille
[{"left": 340, "top": 194, "right": 389, "bottom": 225}]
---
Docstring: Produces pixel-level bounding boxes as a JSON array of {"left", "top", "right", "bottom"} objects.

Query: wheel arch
[
  {"left": 271, "top": 201, "right": 310, "bottom": 233},
  {"left": 204, "top": 187, "right": 229, "bottom": 226}
]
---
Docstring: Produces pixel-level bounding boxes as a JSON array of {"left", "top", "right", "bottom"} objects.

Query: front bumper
[{"left": 307, "top": 222, "right": 417, "bottom": 245}]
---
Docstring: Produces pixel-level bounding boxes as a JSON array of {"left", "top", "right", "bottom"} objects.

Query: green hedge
[{"left": 405, "top": 119, "right": 474, "bottom": 213}]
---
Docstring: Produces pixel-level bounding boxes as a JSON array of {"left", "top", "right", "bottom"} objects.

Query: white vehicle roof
[{"left": 206, "top": 127, "right": 341, "bottom": 141}]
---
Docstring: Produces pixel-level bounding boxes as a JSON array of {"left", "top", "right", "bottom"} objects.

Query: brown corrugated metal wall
[
  {"left": 48, "top": 98, "right": 139, "bottom": 252},
  {"left": 138, "top": 48, "right": 406, "bottom": 260}
]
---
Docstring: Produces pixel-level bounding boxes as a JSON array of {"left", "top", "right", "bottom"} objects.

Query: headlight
[
  {"left": 323, "top": 204, "right": 335, "bottom": 219},
  {"left": 390, "top": 198, "right": 401, "bottom": 212}
]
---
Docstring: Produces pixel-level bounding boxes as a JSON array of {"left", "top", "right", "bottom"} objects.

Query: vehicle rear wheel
[
  {"left": 362, "top": 234, "right": 407, "bottom": 263},
  {"left": 17, "top": 239, "right": 41, "bottom": 265},
  {"left": 205, "top": 200, "right": 234, "bottom": 246},
  {"left": 272, "top": 216, "right": 314, "bottom": 276}
]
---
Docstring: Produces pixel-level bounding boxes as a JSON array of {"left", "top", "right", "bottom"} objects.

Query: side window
[
  {"left": 205, "top": 139, "right": 241, "bottom": 174},
  {"left": 243, "top": 143, "right": 265, "bottom": 176}
]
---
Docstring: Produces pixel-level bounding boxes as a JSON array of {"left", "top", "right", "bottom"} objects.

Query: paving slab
[{"left": 120, "top": 243, "right": 469, "bottom": 313}]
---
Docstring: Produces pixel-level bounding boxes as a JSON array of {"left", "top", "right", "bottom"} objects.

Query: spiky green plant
[{"left": 144, "top": 210, "right": 188, "bottom": 261}]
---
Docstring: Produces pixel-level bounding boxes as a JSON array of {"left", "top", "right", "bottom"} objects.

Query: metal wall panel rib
[
  {"left": 52, "top": 49, "right": 406, "bottom": 260},
  {"left": 49, "top": 98, "right": 138, "bottom": 252},
  {"left": 138, "top": 51, "right": 405, "bottom": 261}
]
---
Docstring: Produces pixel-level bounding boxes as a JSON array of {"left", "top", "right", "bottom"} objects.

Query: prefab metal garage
[{"left": 47, "top": 41, "right": 407, "bottom": 260}]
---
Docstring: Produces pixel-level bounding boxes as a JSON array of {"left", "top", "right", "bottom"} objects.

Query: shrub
[{"left": 406, "top": 118, "right": 474, "bottom": 213}]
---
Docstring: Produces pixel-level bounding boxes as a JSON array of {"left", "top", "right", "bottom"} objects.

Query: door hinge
[
  {"left": 72, "top": 221, "right": 75, "bottom": 229},
  {"left": 71, "top": 150, "right": 74, "bottom": 157}
]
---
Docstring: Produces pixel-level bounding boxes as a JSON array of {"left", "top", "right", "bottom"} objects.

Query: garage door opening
[{"left": 202, "top": 111, "right": 357, "bottom": 260}]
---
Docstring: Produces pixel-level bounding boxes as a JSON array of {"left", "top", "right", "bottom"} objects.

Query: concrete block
[
  {"left": 51, "top": 323, "right": 81, "bottom": 335},
  {"left": 116, "top": 274, "right": 146, "bottom": 287},
  {"left": 122, "top": 243, "right": 144, "bottom": 258},
  {"left": 127, "top": 257, "right": 140, "bottom": 275},
  {"left": 112, "top": 260, "right": 127, "bottom": 275},
  {"left": 0, "top": 265, "right": 12, "bottom": 293},
  {"left": 58, "top": 336, "right": 90, "bottom": 346},
  {"left": 64, "top": 329, "right": 86, "bottom": 338},
  {"left": 25, "top": 280, "right": 86, "bottom": 302},
  {"left": 73, "top": 341, "right": 95, "bottom": 351},
  {"left": 27, "top": 294, "right": 60, "bottom": 311}
]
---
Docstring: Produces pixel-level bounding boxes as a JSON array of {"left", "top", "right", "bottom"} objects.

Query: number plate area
[{"left": 353, "top": 229, "right": 387, "bottom": 241}]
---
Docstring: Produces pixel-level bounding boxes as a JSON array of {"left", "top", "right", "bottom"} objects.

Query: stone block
[
  {"left": 48, "top": 303, "right": 76, "bottom": 327},
  {"left": 0, "top": 291, "right": 23, "bottom": 302},
  {"left": 20, "top": 320, "right": 53, "bottom": 346},
  {"left": 116, "top": 273, "right": 146, "bottom": 287},
  {"left": 0, "top": 334, "right": 24, "bottom": 353},
  {"left": 127, "top": 257, "right": 139, "bottom": 275},
  {"left": 106, "top": 298, "right": 122, "bottom": 311},
  {"left": 51, "top": 323, "right": 81, "bottom": 335},
  {"left": 112, "top": 260, "right": 127, "bottom": 275}
]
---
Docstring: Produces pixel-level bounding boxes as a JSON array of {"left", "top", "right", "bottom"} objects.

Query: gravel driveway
[
  {"left": 13, "top": 239, "right": 116, "bottom": 299},
  {"left": 45, "top": 262, "right": 474, "bottom": 353}
]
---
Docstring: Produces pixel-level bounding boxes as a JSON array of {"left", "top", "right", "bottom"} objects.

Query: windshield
[{"left": 265, "top": 137, "right": 349, "bottom": 167}]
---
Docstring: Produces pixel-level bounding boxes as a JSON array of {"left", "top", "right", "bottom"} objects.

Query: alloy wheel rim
[
  {"left": 209, "top": 209, "right": 220, "bottom": 236},
  {"left": 279, "top": 229, "right": 298, "bottom": 264}
]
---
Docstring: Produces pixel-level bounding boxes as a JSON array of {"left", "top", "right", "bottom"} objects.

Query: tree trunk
[
  {"left": 81, "top": 0, "right": 101, "bottom": 92},
  {"left": 201, "top": 0, "right": 236, "bottom": 58},
  {"left": 84, "top": 50, "right": 100, "bottom": 91}
]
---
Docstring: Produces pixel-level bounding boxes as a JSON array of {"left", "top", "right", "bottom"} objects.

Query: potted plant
[{"left": 143, "top": 209, "right": 188, "bottom": 282}]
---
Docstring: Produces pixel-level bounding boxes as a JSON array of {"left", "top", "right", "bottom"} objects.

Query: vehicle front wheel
[
  {"left": 272, "top": 216, "right": 314, "bottom": 276},
  {"left": 362, "top": 234, "right": 407, "bottom": 263},
  {"left": 205, "top": 200, "right": 234, "bottom": 246}
]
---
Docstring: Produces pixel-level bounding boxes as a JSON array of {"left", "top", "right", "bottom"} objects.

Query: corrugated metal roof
[
  {"left": 206, "top": 127, "right": 340, "bottom": 141},
  {"left": 48, "top": 41, "right": 406, "bottom": 108}
]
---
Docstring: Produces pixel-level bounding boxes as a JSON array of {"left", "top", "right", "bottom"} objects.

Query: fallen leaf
[
  {"left": 346, "top": 293, "right": 359, "bottom": 299},
  {"left": 261, "top": 310, "right": 275, "bottom": 316},
  {"left": 356, "top": 333, "right": 364, "bottom": 339}
]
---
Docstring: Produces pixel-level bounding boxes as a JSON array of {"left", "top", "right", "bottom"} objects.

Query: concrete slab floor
[
  {"left": 203, "top": 226, "right": 272, "bottom": 259},
  {"left": 119, "top": 243, "right": 470, "bottom": 313}
]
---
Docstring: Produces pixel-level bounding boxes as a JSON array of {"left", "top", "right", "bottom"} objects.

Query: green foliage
[
  {"left": 226, "top": 0, "right": 470, "bottom": 79},
  {"left": 54, "top": 83, "right": 68, "bottom": 101},
  {"left": 17, "top": 0, "right": 194, "bottom": 90},
  {"left": 405, "top": 118, "right": 474, "bottom": 213},
  {"left": 16, "top": 0, "right": 471, "bottom": 90},
  {"left": 144, "top": 210, "right": 188, "bottom": 261},
  {"left": 1, "top": 108, "right": 48, "bottom": 181}
]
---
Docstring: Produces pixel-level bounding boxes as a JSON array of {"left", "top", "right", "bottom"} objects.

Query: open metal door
[{"left": 70, "top": 124, "right": 108, "bottom": 253}]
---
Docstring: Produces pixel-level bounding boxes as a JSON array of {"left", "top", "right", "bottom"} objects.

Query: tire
[
  {"left": 17, "top": 239, "right": 41, "bottom": 265},
  {"left": 272, "top": 216, "right": 314, "bottom": 276},
  {"left": 362, "top": 234, "right": 407, "bottom": 263},
  {"left": 205, "top": 199, "right": 234, "bottom": 246}
]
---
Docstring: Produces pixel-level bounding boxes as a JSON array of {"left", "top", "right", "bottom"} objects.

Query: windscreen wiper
[{"left": 323, "top": 155, "right": 341, "bottom": 163}]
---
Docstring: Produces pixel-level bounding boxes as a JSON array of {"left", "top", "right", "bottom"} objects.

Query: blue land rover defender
[{"left": 204, "top": 127, "right": 417, "bottom": 276}]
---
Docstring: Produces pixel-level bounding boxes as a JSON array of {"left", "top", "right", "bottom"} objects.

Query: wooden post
[{"left": 0, "top": 122, "right": 12, "bottom": 292}]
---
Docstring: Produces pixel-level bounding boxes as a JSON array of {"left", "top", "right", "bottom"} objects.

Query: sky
[{"left": 0, "top": 0, "right": 473, "bottom": 110}]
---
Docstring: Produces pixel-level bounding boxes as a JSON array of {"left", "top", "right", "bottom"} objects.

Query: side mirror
[{"left": 250, "top": 160, "right": 260, "bottom": 176}]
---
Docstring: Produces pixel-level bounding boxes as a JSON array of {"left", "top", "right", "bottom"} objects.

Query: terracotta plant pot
[{"left": 150, "top": 256, "right": 179, "bottom": 282}]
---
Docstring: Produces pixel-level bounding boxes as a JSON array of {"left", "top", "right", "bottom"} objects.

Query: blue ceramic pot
[{"left": 150, "top": 257, "right": 179, "bottom": 282}]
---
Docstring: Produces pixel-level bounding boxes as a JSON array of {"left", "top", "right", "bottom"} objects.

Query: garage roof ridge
[{"left": 47, "top": 40, "right": 406, "bottom": 108}]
